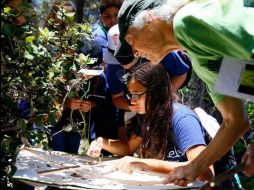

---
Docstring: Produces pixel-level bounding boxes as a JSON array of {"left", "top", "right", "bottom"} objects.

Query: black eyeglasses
[{"left": 126, "top": 91, "right": 147, "bottom": 101}]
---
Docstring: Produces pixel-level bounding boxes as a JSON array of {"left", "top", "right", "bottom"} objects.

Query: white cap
[{"left": 107, "top": 24, "right": 119, "bottom": 51}]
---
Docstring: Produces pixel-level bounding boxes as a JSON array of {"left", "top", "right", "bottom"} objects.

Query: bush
[{"left": 1, "top": 2, "right": 95, "bottom": 188}]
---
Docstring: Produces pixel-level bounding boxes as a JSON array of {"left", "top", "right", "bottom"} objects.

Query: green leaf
[
  {"left": 24, "top": 50, "right": 34, "bottom": 60},
  {"left": 39, "top": 27, "right": 56, "bottom": 40},
  {"left": 48, "top": 111, "right": 57, "bottom": 125},
  {"left": 34, "top": 114, "right": 48, "bottom": 126},
  {"left": 4, "top": 7, "right": 11, "bottom": 13},
  {"left": 65, "top": 12, "right": 75, "bottom": 17},
  {"left": 76, "top": 53, "right": 88, "bottom": 64},
  {"left": 2, "top": 23, "right": 25, "bottom": 37},
  {"left": 31, "top": 43, "right": 38, "bottom": 54},
  {"left": 52, "top": 67, "right": 61, "bottom": 74},
  {"left": 25, "top": 36, "right": 35, "bottom": 43},
  {"left": 48, "top": 71, "right": 54, "bottom": 79},
  {"left": 2, "top": 23, "right": 15, "bottom": 36},
  {"left": 68, "top": 91, "right": 78, "bottom": 98},
  {"left": 19, "top": 118, "right": 27, "bottom": 130},
  {"left": 39, "top": 27, "right": 49, "bottom": 37}
]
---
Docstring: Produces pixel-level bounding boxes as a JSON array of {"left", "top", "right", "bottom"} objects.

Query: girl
[{"left": 87, "top": 63, "right": 215, "bottom": 184}]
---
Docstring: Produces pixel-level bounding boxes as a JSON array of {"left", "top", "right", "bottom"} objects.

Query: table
[{"left": 13, "top": 147, "right": 204, "bottom": 189}]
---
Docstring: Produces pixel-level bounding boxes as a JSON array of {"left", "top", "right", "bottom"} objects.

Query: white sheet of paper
[
  {"left": 214, "top": 57, "right": 254, "bottom": 101},
  {"left": 13, "top": 148, "right": 205, "bottom": 190},
  {"left": 78, "top": 69, "right": 103, "bottom": 76}
]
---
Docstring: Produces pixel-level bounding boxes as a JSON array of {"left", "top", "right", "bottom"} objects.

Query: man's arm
[
  {"left": 166, "top": 97, "right": 250, "bottom": 185},
  {"left": 112, "top": 92, "right": 131, "bottom": 110},
  {"left": 189, "top": 97, "right": 250, "bottom": 176}
]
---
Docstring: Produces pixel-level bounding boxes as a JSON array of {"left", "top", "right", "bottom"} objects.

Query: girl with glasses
[
  {"left": 88, "top": 62, "right": 237, "bottom": 188},
  {"left": 87, "top": 62, "right": 217, "bottom": 184}
]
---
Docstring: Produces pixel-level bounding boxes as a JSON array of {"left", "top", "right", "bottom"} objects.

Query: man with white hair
[
  {"left": 115, "top": 0, "right": 254, "bottom": 186},
  {"left": 106, "top": 24, "right": 193, "bottom": 111}
]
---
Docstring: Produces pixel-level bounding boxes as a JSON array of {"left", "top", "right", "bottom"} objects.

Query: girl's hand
[
  {"left": 87, "top": 137, "right": 103, "bottom": 157},
  {"left": 65, "top": 98, "right": 82, "bottom": 110},
  {"left": 114, "top": 156, "right": 144, "bottom": 174},
  {"left": 79, "top": 100, "right": 96, "bottom": 112}
]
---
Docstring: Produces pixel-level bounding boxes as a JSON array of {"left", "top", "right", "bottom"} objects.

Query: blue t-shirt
[
  {"left": 134, "top": 103, "right": 206, "bottom": 162},
  {"left": 92, "top": 26, "right": 108, "bottom": 55},
  {"left": 167, "top": 103, "right": 206, "bottom": 162},
  {"left": 105, "top": 64, "right": 126, "bottom": 95}
]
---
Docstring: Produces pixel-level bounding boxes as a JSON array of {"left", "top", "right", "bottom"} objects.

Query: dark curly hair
[
  {"left": 127, "top": 63, "right": 173, "bottom": 160},
  {"left": 99, "top": 0, "right": 123, "bottom": 14}
]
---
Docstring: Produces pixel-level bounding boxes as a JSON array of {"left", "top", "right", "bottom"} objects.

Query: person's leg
[
  {"left": 65, "top": 131, "right": 81, "bottom": 154},
  {"left": 48, "top": 127, "right": 65, "bottom": 151}
]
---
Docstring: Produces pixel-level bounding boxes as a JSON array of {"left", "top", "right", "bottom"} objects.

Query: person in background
[
  {"left": 92, "top": 0, "right": 126, "bottom": 140},
  {"left": 114, "top": 0, "right": 253, "bottom": 184},
  {"left": 92, "top": 0, "right": 123, "bottom": 56},
  {"left": 88, "top": 63, "right": 238, "bottom": 189},
  {"left": 49, "top": 40, "right": 118, "bottom": 155}
]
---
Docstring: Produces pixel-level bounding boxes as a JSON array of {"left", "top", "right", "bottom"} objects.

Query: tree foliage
[{"left": 1, "top": 2, "right": 95, "bottom": 188}]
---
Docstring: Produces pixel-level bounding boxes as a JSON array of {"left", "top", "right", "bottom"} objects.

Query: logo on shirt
[{"left": 167, "top": 146, "right": 184, "bottom": 161}]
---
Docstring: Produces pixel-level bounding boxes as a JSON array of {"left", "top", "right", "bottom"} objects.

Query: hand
[
  {"left": 242, "top": 143, "right": 254, "bottom": 177},
  {"left": 114, "top": 156, "right": 144, "bottom": 174},
  {"left": 65, "top": 98, "right": 82, "bottom": 110},
  {"left": 87, "top": 137, "right": 103, "bottom": 157},
  {"left": 79, "top": 100, "right": 93, "bottom": 112},
  {"left": 164, "top": 164, "right": 197, "bottom": 187}
]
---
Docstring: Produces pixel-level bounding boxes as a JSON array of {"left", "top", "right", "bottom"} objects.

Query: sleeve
[
  {"left": 105, "top": 65, "right": 126, "bottom": 95},
  {"left": 172, "top": 106, "right": 206, "bottom": 154},
  {"left": 88, "top": 74, "right": 108, "bottom": 105},
  {"left": 92, "top": 28, "right": 108, "bottom": 54},
  {"left": 173, "top": 14, "right": 225, "bottom": 104},
  {"left": 173, "top": 1, "right": 254, "bottom": 104},
  {"left": 160, "top": 51, "right": 189, "bottom": 76}
]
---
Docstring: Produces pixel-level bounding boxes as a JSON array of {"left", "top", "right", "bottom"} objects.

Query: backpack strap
[{"left": 194, "top": 107, "right": 220, "bottom": 139}]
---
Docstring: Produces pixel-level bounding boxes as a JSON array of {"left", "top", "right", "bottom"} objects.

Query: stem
[
  {"left": 49, "top": 128, "right": 65, "bottom": 138},
  {"left": 80, "top": 80, "right": 91, "bottom": 99},
  {"left": 79, "top": 109, "right": 86, "bottom": 133},
  {"left": 87, "top": 110, "right": 91, "bottom": 143},
  {"left": 8, "top": 36, "right": 15, "bottom": 55},
  {"left": 98, "top": 152, "right": 103, "bottom": 162},
  {"left": 69, "top": 109, "right": 75, "bottom": 127},
  {"left": 59, "top": 78, "right": 82, "bottom": 110}
]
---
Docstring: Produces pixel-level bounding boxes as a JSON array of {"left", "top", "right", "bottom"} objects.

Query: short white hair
[{"left": 132, "top": 0, "right": 190, "bottom": 29}]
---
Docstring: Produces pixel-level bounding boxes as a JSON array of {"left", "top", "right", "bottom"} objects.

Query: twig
[{"left": 38, "top": 165, "right": 80, "bottom": 175}]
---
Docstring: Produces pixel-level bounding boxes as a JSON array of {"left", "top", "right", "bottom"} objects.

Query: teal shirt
[{"left": 173, "top": 0, "right": 254, "bottom": 104}]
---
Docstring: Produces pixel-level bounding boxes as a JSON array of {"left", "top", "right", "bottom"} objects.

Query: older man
[{"left": 115, "top": 0, "right": 254, "bottom": 186}]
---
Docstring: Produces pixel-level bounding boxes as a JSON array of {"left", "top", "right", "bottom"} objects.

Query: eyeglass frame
[{"left": 126, "top": 91, "right": 147, "bottom": 102}]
